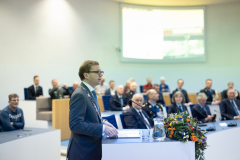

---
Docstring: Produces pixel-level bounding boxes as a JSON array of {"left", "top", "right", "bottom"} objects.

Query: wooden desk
[
  {"left": 217, "top": 92, "right": 221, "bottom": 101},
  {"left": 98, "top": 96, "right": 105, "bottom": 112},
  {"left": 188, "top": 93, "right": 198, "bottom": 104},
  {"left": 162, "top": 93, "right": 171, "bottom": 106},
  {"left": 52, "top": 99, "right": 71, "bottom": 141}
]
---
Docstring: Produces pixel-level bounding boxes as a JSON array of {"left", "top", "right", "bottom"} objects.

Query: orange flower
[
  {"left": 169, "top": 135, "right": 172, "bottom": 138},
  {"left": 191, "top": 136, "right": 198, "bottom": 142},
  {"left": 186, "top": 119, "right": 190, "bottom": 122},
  {"left": 191, "top": 133, "right": 195, "bottom": 136}
]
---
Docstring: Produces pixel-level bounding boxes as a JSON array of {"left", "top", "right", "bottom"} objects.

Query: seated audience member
[
  {"left": 125, "top": 82, "right": 137, "bottom": 106},
  {"left": 143, "top": 78, "right": 153, "bottom": 93},
  {"left": 142, "top": 89, "right": 163, "bottom": 123},
  {"left": 124, "top": 94, "right": 153, "bottom": 129},
  {"left": 220, "top": 89, "right": 240, "bottom": 120},
  {"left": 222, "top": 82, "right": 240, "bottom": 100},
  {"left": 172, "top": 79, "right": 192, "bottom": 106},
  {"left": 49, "top": 79, "right": 70, "bottom": 99},
  {"left": 129, "top": 78, "right": 135, "bottom": 82},
  {"left": 168, "top": 91, "right": 188, "bottom": 115},
  {"left": 110, "top": 85, "right": 130, "bottom": 111},
  {"left": 191, "top": 93, "right": 214, "bottom": 123},
  {"left": 27, "top": 75, "right": 43, "bottom": 100},
  {"left": 124, "top": 80, "right": 131, "bottom": 94},
  {"left": 105, "top": 80, "right": 116, "bottom": 96},
  {"left": 153, "top": 84, "right": 165, "bottom": 106},
  {"left": 159, "top": 77, "right": 170, "bottom": 92},
  {"left": 200, "top": 79, "right": 220, "bottom": 105},
  {"left": 69, "top": 81, "right": 79, "bottom": 98},
  {"left": 0, "top": 94, "right": 25, "bottom": 131},
  {"left": 95, "top": 77, "right": 107, "bottom": 95}
]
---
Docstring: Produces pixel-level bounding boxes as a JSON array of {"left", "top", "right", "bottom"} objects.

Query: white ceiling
[{"left": 108, "top": 0, "right": 240, "bottom": 6}]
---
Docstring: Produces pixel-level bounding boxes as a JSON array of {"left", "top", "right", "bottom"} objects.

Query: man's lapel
[
  {"left": 81, "top": 82, "right": 98, "bottom": 109},
  {"left": 196, "top": 104, "right": 207, "bottom": 117},
  {"left": 132, "top": 107, "right": 146, "bottom": 126}
]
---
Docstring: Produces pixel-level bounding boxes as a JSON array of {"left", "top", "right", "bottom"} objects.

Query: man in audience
[
  {"left": 125, "top": 82, "right": 137, "bottom": 106},
  {"left": 220, "top": 89, "right": 240, "bottom": 120},
  {"left": 27, "top": 75, "right": 43, "bottom": 100},
  {"left": 200, "top": 79, "right": 220, "bottom": 105},
  {"left": 49, "top": 79, "right": 70, "bottom": 99},
  {"left": 105, "top": 80, "right": 115, "bottom": 96},
  {"left": 191, "top": 93, "right": 214, "bottom": 123},
  {"left": 0, "top": 94, "right": 25, "bottom": 131},
  {"left": 172, "top": 79, "right": 192, "bottom": 106},
  {"left": 95, "top": 77, "right": 107, "bottom": 95},
  {"left": 159, "top": 77, "right": 170, "bottom": 92},
  {"left": 110, "top": 85, "right": 130, "bottom": 111},
  {"left": 143, "top": 77, "right": 153, "bottom": 93},
  {"left": 142, "top": 89, "right": 163, "bottom": 124},
  {"left": 124, "top": 80, "right": 131, "bottom": 94},
  {"left": 222, "top": 82, "right": 240, "bottom": 100},
  {"left": 69, "top": 81, "right": 79, "bottom": 98},
  {"left": 124, "top": 94, "right": 153, "bottom": 129},
  {"left": 153, "top": 84, "right": 165, "bottom": 106}
]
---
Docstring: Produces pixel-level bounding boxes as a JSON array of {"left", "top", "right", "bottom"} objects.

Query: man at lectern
[{"left": 67, "top": 60, "right": 118, "bottom": 160}]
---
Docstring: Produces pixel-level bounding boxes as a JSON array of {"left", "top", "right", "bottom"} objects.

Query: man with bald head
[
  {"left": 69, "top": 81, "right": 79, "bottom": 98},
  {"left": 49, "top": 79, "right": 70, "bottom": 99},
  {"left": 220, "top": 89, "right": 240, "bottom": 120},
  {"left": 124, "top": 94, "right": 153, "bottom": 129},
  {"left": 143, "top": 78, "right": 153, "bottom": 93},
  {"left": 125, "top": 82, "right": 137, "bottom": 106},
  {"left": 142, "top": 89, "right": 163, "bottom": 123},
  {"left": 110, "top": 85, "right": 129, "bottom": 111},
  {"left": 222, "top": 82, "right": 240, "bottom": 100}
]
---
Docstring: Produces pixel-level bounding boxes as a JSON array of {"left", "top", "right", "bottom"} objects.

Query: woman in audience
[
  {"left": 124, "top": 80, "right": 131, "bottom": 94},
  {"left": 167, "top": 91, "right": 188, "bottom": 115}
]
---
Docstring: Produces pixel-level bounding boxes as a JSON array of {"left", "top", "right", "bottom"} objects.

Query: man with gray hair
[
  {"left": 125, "top": 82, "right": 138, "bottom": 106},
  {"left": 142, "top": 89, "right": 163, "bottom": 123},
  {"left": 220, "top": 89, "right": 240, "bottom": 120},
  {"left": 159, "top": 77, "right": 170, "bottom": 92},
  {"left": 124, "top": 94, "right": 153, "bottom": 129},
  {"left": 110, "top": 85, "right": 129, "bottom": 111},
  {"left": 191, "top": 93, "right": 214, "bottom": 123},
  {"left": 69, "top": 81, "right": 79, "bottom": 98}
]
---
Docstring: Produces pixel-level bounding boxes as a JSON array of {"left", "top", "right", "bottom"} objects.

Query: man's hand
[
  {"left": 185, "top": 102, "right": 193, "bottom": 106},
  {"left": 100, "top": 91, "right": 105, "bottom": 95},
  {"left": 104, "top": 125, "right": 118, "bottom": 137},
  {"left": 63, "top": 84, "right": 68, "bottom": 89},
  {"left": 205, "top": 115, "right": 214, "bottom": 122},
  {"left": 124, "top": 105, "right": 130, "bottom": 110},
  {"left": 39, "top": 95, "right": 43, "bottom": 97},
  {"left": 212, "top": 100, "right": 220, "bottom": 105},
  {"left": 10, "top": 122, "right": 13, "bottom": 126},
  {"left": 235, "top": 115, "right": 240, "bottom": 119}
]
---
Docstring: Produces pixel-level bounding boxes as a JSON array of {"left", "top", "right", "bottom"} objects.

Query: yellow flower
[{"left": 198, "top": 141, "right": 201, "bottom": 144}]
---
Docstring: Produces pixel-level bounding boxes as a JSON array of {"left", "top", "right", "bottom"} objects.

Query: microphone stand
[{"left": 214, "top": 110, "right": 237, "bottom": 127}]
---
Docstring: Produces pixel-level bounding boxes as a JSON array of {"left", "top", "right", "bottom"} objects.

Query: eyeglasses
[
  {"left": 88, "top": 71, "right": 104, "bottom": 75},
  {"left": 11, "top": 100, "right": 19, "bottom": 102}
]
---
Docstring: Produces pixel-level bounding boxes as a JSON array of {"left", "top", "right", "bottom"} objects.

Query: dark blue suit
[
  {"left": 67, "top": 82, "right": 103, "bottom": 160},
  {"left": 157, "top": 91, "right": 165, "bottom": 106},
  {"left": 27, "top": 85, "right": 43, "bottom": 100},
  {"left": 220, "top": 99, "right": 240, "bottom": 120},
  {"left": 167, "top": 103, "right": 188, "bottom": 115},
  {"left": 105, "top": 88, "right": 116, "bottom": 95},
  {"left": 191, "top": 104, "right": 211, "bottom": 123},
  {"left": 110, "top": 94, "right": 128, "bottom": 111},
  {"left": 124, "top": 107, "right": 153, "bottom": 129}
]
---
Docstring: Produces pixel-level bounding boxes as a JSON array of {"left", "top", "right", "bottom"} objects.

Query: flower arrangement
[{"left": 164, "top": 111, "right": 208, "bottom": 160}]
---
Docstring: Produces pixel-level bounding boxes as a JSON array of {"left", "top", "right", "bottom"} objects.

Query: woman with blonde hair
[{"left": 167, "top": 91, "right": 188, "bottom": 115}]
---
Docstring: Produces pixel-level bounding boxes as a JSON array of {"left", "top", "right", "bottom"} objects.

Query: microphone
[
  {"left": 214, "top": 110, "right": 237, "bottom": 127},
  {"left": 126, "top": 96, "right": 142, "bottom": 107}
]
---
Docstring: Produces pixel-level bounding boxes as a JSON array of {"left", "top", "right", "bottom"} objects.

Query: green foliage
[{"left": 164, "top": 112, "right": 208, "bottom": 160}]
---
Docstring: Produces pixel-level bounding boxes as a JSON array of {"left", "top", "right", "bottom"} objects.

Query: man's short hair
[
  {"left": 177, "top": 79, "right": 184, "bottom": 83},
  {"left": 153, "top": 84, "right": 159, "bottom": 87},
  {"left": 227, "top": 89, "right": 235, "bottom": 94},
  {"left": 160, "top": 77, "right": 165, "bottom": 80},
  {"left": 206, "top": 79, "right": 212, "bottom": 83},
  {"left": 109, "top": 80, "right": 114, "bottom": 84},
  {"left": 197, "top": 93, "right": 207, "bottom": 100},
  {"left": 172, "top": 91, "right": 185, "bottom": 103},
  {"left": 132, "top": 93, "right": 143, "bottom": 101},
  {"left": 33, "top": 75, "right": 38, "bottom": 80},
  {"left": 228, "top": 82, "right": 234, "bottom": 85},
  {"left": 78, "top": 60, "right": 99, "bottom": 81},
  {"left": 9, "top": 94, "right": 19, "bottom": 101},
  {"left": 146, "top": 89, "right": 154, "bottom": 99}
]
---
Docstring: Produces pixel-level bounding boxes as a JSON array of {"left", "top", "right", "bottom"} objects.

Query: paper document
[
  {"left": 219, "top": 123, "right": 227, "bottom": 127},
  {"left": 117, "top": 130, "right": 140, "bottom": 138}
]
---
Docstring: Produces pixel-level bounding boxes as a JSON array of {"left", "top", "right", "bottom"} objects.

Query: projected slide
[{"left": 121, "top": 5, "right": 205, "bottom": 63}]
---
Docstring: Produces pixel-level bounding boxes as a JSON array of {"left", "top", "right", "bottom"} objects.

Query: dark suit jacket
[
  {"left": 200, "top": 88, "right": 217, "bottom": 105},
  {"left": 110, "top": 94, "right": 128, "bottom": 111},
  {"left": 156, "top": 91, "right": 165, "bottom": 106},
  {"left": 142, "top": 101, "right": 163, "bottom": 124},
  {"left": 67, "top": 82, "right": 103, "bottom": 160},
  {"left": 220, "top": 99, "right": 240, "bottom": 120},
  {"left": 191, "top": 104, "right": 211, "bottom": 123},
  {"left": 27, "top": 85, "right": 43, "bottom": 100},
  {"left": 222, "top": 89, "right": 240, "bottom": 100},
  {"left": 168, "top": 103, "right": 188, "bottom": 115},
  {"left": 172, "top": 88, "right": 190, "bottom": 103},
  {"left": 124, "top": 107, "right": 153, "bottom": 129},
  {"left": 105, "top": 88, "right": 116, "bottom": 96},
  {"left": 69, "top": 90, "right": 75, "bottom": 98},
  {"left": 49, "top": 87, "right": 69, "bottom": 99}
]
